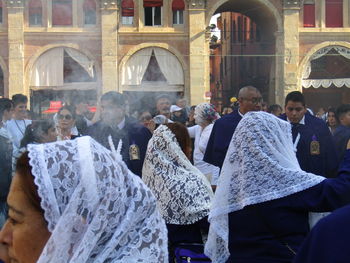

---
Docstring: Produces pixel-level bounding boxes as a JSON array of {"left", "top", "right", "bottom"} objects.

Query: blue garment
[
  {"left": 293, "top": 204, "right": 350, "bottom": 263},
  {"left": 87, "top": 118, "right": 152, "bottom": 176},
  {"left": 280, "top": 113, "right": 338, "bottom": 178},
  {"left": 203, "top": 110, "right": 242, "bottom": 168},
  {"left": 227, "top": 150, "right": 350, "bottom": 263},
  {"left": 333, "top": 125, "right": 350, "bottom": 165}
]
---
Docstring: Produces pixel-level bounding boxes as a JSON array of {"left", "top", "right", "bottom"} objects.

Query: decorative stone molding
[
  {"left": 283, "top": 0, "right": 301, "bottom": 9},
  {"left": 5, "top": 0, "right": 24, "bottom": 8},
  {"left": 186, "top": 0, "right": 207, "bottom": 10},
  {"left": 100, "top": 0, "right": 118, "bottom": 10}
]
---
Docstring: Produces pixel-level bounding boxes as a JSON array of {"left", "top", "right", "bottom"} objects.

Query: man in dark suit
[
  {"left": 204, "top": 86, "right": 262, "bottom": 169},
  {"left": 333, "top": 104, "right": 350, "bottom": 165},
  {"left": 87, "top": 92, "right": 152, "bottom": 177},
  {"left": 280, "top": 91, "right": 338, "bottom": 178}
]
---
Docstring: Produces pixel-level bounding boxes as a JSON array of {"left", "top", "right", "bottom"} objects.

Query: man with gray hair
[{"left": 204, "top": 86, "right": 262, "bottom": 169}]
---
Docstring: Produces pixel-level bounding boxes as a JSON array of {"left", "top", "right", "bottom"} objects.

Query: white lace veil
[
  {"left": 142, "top": 125, "right": 214, "bottom": 225},
  {"left": 204, "top": 111, "right": 325, "bottom": 262},
  {"left": 194, "top": 102, "right": 220, "bottom": 125},
  {"left": 27, "top": 136, "right": 168, "bottom": 263}
]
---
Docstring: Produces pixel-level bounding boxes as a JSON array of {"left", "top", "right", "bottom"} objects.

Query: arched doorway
[
  {"left": 302, "top": 45, "right": 350, "bottom": 112},
  {"left": 29, "top": 47, "right": 98, "bottom": 117},
  {"left": 121, "top": 46, "right": 185, "bottom": 114},
  {"left": 207, "top": 0, "right": 280, "bottom": 110}
]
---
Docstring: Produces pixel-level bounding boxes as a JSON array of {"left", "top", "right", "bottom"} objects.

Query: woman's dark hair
[
  {"left": 58, "top": 105, "right": 77, "bottom": 120},
  {"left": 0, "top": 98, "right": 13, "bottom": 120},
  {"left": 16, "top": 152, "right": 44, "bottom": 214},
  {"left": 165, "top": 122, "right": 192, "bottom": 159},
  {"left": 20, "top": 120, "right": 55, "bottom": 148}
]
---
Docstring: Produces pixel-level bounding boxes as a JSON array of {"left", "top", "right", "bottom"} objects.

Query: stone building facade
[{"left": 0, "top": 0, "right": 349, "bottom": 114}]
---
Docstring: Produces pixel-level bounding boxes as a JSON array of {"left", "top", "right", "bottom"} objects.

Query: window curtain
[
  {"left": 52, "top": 0, "right": 72, "bottom": 26},
  {"left": 326, "top": 0, "right": 343, "bottom": 27},
  {"left": 83, "top": 0, "right": 96, "bottom": 11},
  {"left": 31, "top": 48, "right": 64, "bottom": 86},
  {"left": 172, "top": 0, "right": 184, "bottom": 11},
  {"left": 122, "top": 0, "right": 134, "bottom": 17},
  {"left": 303, "top": 4, "right": 315, "bottom": 27},
  {"left": 64, "top": 48, "right": 94, "bottom": 78},
  {"left": 122, "top": 48, "right": 153, "bottom": 85},
  {"left": 143, "top": 0, "right": 163, "bottom": 7},
  {"left": 153, "top": 48, "right": 184, "bottom": 85}
]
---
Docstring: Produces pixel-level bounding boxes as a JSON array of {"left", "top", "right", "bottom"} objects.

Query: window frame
[
  {"left": 144, "top": 6, "right": 162, "bottom": 26},
  {"left": 173, "top": 9, "right": 183, "bottom": 25}
]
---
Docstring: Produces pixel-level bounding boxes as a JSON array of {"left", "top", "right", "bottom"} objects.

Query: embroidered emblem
[
  {"left": 129, "top": 144, "right": 140, "bottom": 160},
  {"left": 310, "top": 135, "right": 320, "bottom": 155}
]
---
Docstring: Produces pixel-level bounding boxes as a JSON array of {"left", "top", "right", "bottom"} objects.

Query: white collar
[
  {"left": 238, "top": 109, "right": 244, "bottom": 118},
  {"left": 287, "top": 115, "right": 305, "bottom": 125},
  {"left": 117, "top": 118, "right": 126, "bottom": 130}
]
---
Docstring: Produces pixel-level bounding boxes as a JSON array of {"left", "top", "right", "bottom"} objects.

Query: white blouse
[{"left": 188, "top": 124, "right": 220, "bottom": 185}]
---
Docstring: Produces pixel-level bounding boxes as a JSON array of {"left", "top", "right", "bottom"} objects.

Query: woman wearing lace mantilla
[
  {"left": 142, "top": 123, "right": 214, "bottom": 244},
  {"left": 0, "top": 136, "right": 168, "bottom": 263},
  {"left": 205, "top": 111, "right": 350, "bottom": 263}
]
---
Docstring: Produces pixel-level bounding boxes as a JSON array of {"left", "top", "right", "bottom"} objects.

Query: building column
[
  {"left": 282, "top": 1, "right": 301, "bottom": 98},
  {"left": 100, "top": 1, "right": 119, "bottom": 93},
  {"left": 188, "top": 0, "right": 210, "bottom": 105},
  {"left": 273, "top": 31, "right": 285, "bottom": 106},
  {"left": 6, "top": 0, "right": 25, "bottom": 97}
]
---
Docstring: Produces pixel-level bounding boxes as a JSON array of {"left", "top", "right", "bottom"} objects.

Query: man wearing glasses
[
  {"left": 204, "top": 86, "right": 262, "bottom": 169},
  {"left": 280, "top": 91, "right": 338, "bottom": 178}
]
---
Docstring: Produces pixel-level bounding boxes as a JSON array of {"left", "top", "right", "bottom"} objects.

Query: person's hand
[{"left": 347, "top": 139, "right": 350, "bottom": 150}]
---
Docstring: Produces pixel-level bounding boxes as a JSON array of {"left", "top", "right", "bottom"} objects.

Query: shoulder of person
[{"left": 279, "top": 113, "right": 287, "bottom": 121}]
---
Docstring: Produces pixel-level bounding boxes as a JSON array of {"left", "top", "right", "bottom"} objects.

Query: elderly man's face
[
  {"left": 156, "top": 98, "right": 171, "bottom": 117},
  {"left": 238, "top": 90, "right": 262, "bottom": 114}
]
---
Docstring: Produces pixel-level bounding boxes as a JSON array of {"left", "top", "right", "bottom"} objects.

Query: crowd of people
[{"left": 0, "top": 87, "right": 349, "bottom": 263}]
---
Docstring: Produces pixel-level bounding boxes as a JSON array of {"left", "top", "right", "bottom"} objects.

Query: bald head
[
  {"left": 238, "top": 86, "right": 260, "bottom": 99},
  {"left": 237, "top": 86, "right": 262, "bottom": 114}
]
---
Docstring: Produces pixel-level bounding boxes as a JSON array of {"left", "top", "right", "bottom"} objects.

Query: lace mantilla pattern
[
  {"left": 205, "top": 112, "right": 325, "bottom": 262},
  {"left": 142, "top": 125, "right": 213, "bottom": 225},
  {"left": 28, "top": 136, "right": 168, "bottom": 263}
]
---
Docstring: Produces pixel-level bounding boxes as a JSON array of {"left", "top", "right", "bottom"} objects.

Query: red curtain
[
  {"left": 143, "top": 0, "right": 163, "bottom": 7},
  {"left": 29, "top": 0, "right": 42, "bottom": 15},
  {"left": 122, "top": 0, "right": 134, "bottom": 17},
  {"left": 83, "top": 0, "right": 96, "bottom": 11},
  {"left": 172, "top": 0, "right": 184, "bottom": 11},
  {"left": 52, "top": 0, "right": 72, "bottom": 26},
  {"left": 303, "top": 4, "right": 315, "bottom": 27},
  {"left": 326, "top": 0, "right": 343, "bottom": 27}
]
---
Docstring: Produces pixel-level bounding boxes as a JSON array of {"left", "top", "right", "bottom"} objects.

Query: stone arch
[
  {"left": 119, "top": 42, "right": 188, "bottom": 96},
  {"left": 298, "top": 41, "right": 350, "bottom": 91},
  {"left": 25, "top": 43, "right": 102, "bottom": 95},
  {"left": 206, "top": 0, "right": 282, "bottom": 33}
]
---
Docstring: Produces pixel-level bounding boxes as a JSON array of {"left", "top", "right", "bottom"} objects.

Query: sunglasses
[{"left": 58, "top": 114, "right": 73, "bottom": 120}]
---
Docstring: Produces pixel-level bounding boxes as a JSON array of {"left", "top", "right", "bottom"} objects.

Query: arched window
[
  {"left": 83, "top": 0, "right": 96, "bottom": 25},
  {"left": 121, "top": 0, "right": 134, "bottom": 25},
  {"left": 0, "top": 1, "right": 3, "bottom": 24},
  {"left": 52, "top": 0, "right": 72, "bottom": 26},
  {"left": 326, "top": 0, "right": 343, "bottom": 27},
  {"left": 29, "top": 0, "right": 42, "bottom": 26},
  {"left": 144, "top": 0, "right": 163, "bottom": 26},
  {"left": 172, "top": 0, "right": 184, "bottom": 25}
]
